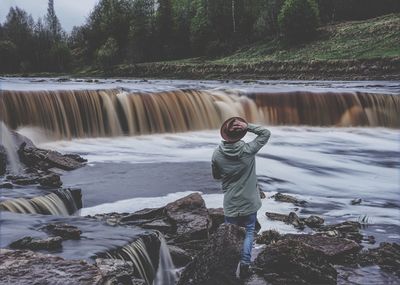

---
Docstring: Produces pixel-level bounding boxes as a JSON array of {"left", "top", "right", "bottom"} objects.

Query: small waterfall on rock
[
  {"left": 1, "top": 89, "right": 398, "bottom": 140},
  {"left": 0, "top": 121, "right": 21, "bottom": 174},
  {"left": 0, "top": 189, "right": 81, "bottom": 216},
  {"left": 102, "top": 231, "right": 176, "bottom": 285},
  {"left": 153, "top": 232, "right": 177, "bottom": 285},
  {"left": 104, "top": 237, "right": 156, "bottom": 284}
]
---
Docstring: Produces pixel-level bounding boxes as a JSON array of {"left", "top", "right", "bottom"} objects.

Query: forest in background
[{"left": 0, "top": 0, "right": 399, "bottom": 75}]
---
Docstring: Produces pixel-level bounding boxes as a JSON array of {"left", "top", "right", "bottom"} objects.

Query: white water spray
[{"left": 0, "top": 121, "right": 21, "bottom": 174}]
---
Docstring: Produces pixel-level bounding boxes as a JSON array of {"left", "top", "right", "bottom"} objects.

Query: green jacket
[{"left": 212, "top": 124, "right": 271, "bottom": 217}]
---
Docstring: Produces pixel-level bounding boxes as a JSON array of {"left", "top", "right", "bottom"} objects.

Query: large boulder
[
  {"left": 177, "top": 224, "right": 245, "bottom": 285},
  {"left": 165, "top": 193, "right": 211, "bottom": 241},
  {"left": 43, "top": 223, "right": 82, "bottom": 240},
  {"left": 0, "top": 249, "right": 103, "bottom": 284},
  {"left": 254, "top": 238, "right": 337, "bottom": 284},
  {"left": 359, "top": 242, "right": 400, "bottom": 276},
  {"left": 95, "top": 258, "right": 146, "bottom": 285}
]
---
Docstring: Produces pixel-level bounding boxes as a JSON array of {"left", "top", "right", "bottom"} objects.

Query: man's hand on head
[{"left": 229, "top": 119, "right": 248, "bottom": 132}]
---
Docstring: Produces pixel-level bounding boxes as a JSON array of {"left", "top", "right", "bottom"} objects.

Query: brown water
[{"left": 1, "top": 89, "right": 399, "bottom": 139}]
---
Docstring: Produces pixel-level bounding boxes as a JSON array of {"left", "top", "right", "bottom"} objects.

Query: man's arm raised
[{"left": 246, "top": 124, "right": 271, "bottom": 154}]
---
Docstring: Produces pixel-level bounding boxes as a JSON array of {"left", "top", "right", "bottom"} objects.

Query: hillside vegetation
[{"left": 205, "top": 13, "right": 400, "bottom": 64}]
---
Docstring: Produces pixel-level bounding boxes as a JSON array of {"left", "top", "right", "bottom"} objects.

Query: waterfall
[
  {"left": 0, "top": 189, "right": 81, "bottom": 216},
  {"left": 102, "top": 231, "right": 176, "bottom": 285},
  {"left": 0, "top": 89, "right": 398, "bottom": 140},
  {"left": 153, "top": 233, "right": 177, "bottom": 285},
  {"left": 0, "top": 121, "right": 22, "bottom": 174}
]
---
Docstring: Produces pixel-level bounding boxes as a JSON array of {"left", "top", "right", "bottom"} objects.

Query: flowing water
[
  {"left": 0, "top": 121, "right": 21, "bottom": 174},
  {"left": 1, "top": 78, "right": 399, "bottom": 284}
]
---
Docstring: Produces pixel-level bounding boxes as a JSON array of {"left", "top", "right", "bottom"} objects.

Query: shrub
[
  {"left": 278, "top": 0, "right": 320, "bottom": 43},
  {"left": 0, "top": 40, "right": 18, "bottom": 73}
]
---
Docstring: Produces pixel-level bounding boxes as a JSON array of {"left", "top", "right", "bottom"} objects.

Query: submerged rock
[
  {"left": 43, "top": 223, "right": 82, "bottom": 240},
  {"left": 351, "top": 198, "right": 362, "bottom": 205},
  {"left": 254, "top": 238, "right": 337, "bottom": 285},
  {"left": 0, "top": 182, "right": 13, "bottom": 188},
  {"left": 0, "top": 249, "right": 103, "bottom": 284},
  {"left": 9, "top": 236, "right": 62, "bottom": 251},
  {"left": 177, "top": 224, "right": 245, "bottom": 285},
  {"left": 271, "top": 192, "right": 307, "bottom": 206},
  {"left": 165, "top": 193, "right": 211, "bottom": 241}
]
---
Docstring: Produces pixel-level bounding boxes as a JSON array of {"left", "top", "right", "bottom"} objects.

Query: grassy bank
[{"left": 95, "top": 13, "right": 400, "bottom": 80}]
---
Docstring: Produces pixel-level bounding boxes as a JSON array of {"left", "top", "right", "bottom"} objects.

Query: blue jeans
[{"left": 224, "top": 212, "right": 257, "bottom": 265}]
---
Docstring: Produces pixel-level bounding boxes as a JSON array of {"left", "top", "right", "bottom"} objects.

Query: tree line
[{"left": 0, "top": 0, "right": 398, "bottom": 73}]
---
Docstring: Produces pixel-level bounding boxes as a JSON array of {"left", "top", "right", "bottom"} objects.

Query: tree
[
  {"left": 96, "top": 37, "right": 119, "bottom": 69},
  {"left": 0, "top": 40, "right": 18, "bottom": 72},
  {"left": 45, "top": 0, "right": 63, "bottom": 42},
  {"left": 278, "top": 0, "right": 320, "bottom": 43},
  {"left": 156, "top": 0, "right": 174, "bottom": 59}
]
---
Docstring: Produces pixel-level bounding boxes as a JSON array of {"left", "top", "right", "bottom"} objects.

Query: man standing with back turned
[{"left": 212, "top": 117, "right": 271, "bottom": 279}]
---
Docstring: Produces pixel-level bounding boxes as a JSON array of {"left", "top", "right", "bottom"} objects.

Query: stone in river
[
  {"left": 265, "top": 211, "right": 305, "bottom": 229},
  {"left": 38, "top": 173, "right": 63, "bottom": 188},
  {"left": 271, "top": 192, "right": 307, "bottom": 206},
  {"left": 0, "top": 182, "right": 13, "bottom": 188},
  {"left": 44, "top": 223, "right": 82, "bottom": 240},
  {"left": 165, "top": 193, "right": 211, "bottom": 241},
  {"left": 304, "top": 215, "right": 325, "bottom": 228},
  {"left": 96, "top": 258, "right": 146, "bottom": 285},
  {"left": 168, "top": 245, "right": 193, "bottom": 267},
  {"left": 9, "top": 236, "right": 62, "bottom": 251}
]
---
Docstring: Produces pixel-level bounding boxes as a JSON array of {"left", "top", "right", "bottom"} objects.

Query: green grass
[{"left": 199, "top": 13, "right": 400, "bottom": 64}]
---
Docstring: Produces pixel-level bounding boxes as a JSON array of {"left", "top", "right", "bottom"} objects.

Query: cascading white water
[
  {"left": 153, "top": 233, "right": 177, "bottom": 285},
  {"left": 0, "top": 121, "right": 21, "bottom": 174}
]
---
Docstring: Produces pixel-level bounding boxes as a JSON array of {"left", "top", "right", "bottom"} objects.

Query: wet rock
[
  {"left": 256, "top": 230, "right": 281, "bottom": 245},
  {"left": 265, "top": 211, "right": 305, "bottom": 229},
  {"left": 284, "top": 234, "right": 362, "bottom": 260},
  {"left": 38, "top": 172, "right": 62, "bottom": 188},
  {"left": 96, "top": 258, "right": 145, "bottom": 285},
  {"left": 254, "top": 238, "right": 337, "bottom": 285},
  {"left": 63, "top": 153, "right": 88, "bottom": 163},
  {"left": 271, "top": 192, "right": 307, "bottom": 206},
  {"left": 120, "top": 207, "right": 164, "bottom": 222},
  {"left": 208, "top": 207, "right": 225, "bottom": 232},
  {"left": 177, "top": 224, "right": 245, "bottom": 285},
  {"left": 44, "top": 223, "right": 82, "bottom": 240},
  {"left": 9, "top": 236, "right": 62, "bottom": 250},
  {"left": 165, "top": 193, "right": 211, "bottom": 241},
  {"left": 304, "top": 215, "right": 325, "bottom": 228},
  {"left": 168, "top": 245, "right": 192, "bottom": 267},
  {"left": 317, "top": 221, "right": 363, "bottom": 243},
  {"left": 0, "top": 249, "right": 103, "bottom": 284},
  {"left": 0, "top": 182, "right": 13, "bottom": 188},
  {"left": 351, "top": 198, "right": 362, "bottom": 205},
  {"left": 287, "top": 212, "right": 305, "bottom": 230},
  {"left": 18, "top": 142, "right": 85, "bottom": 171},
  {"left": 259, "top": 190, "right": 266, "bottom": 199},
  {"left": 359, "top": 242, "right": 400, "bottom": 276},
  {"left": 141, "top": 219, "right": 173, "bottom": 233},
  {"left": 8, "top": 175, "right": 37, "bottom": 185}
]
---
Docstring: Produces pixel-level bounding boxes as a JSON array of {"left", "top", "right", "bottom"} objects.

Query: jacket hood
[{"left": 219, "top": 140, "right": 245, "bottom": 158}]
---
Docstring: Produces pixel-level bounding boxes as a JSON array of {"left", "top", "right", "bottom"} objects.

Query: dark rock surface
[
  {"left": 265, "top": 211, "right": 305, "bottom": 229},
  {"left": 38, "top": 173, "right": 63, "bottom": 188},
  {"left": 168, "top": 245, "right": 193, "bottom": 267},
  {"left": 96, "top": 258, "right": 146, "bottom": 285},
  {"left": 359, "top": 242, "right": 400, "bottom": 276},
  {"left": 256, "top": 230, "right": 281, "bottom": 245},
  {"left": 18, "top": 142, "right": 85, "bottom": 171},
  {"left": 9, "top": 236, "right": 62, "bottom": 251},
  {"left": 208, "top": 207, "right": 225, "bottom": 232},
  {"left": 271, "top": 192, "right": 307, "bottom": 206},
  {"left": 303, "top": 215, "right": 325, "bottom": 228},
  {"left": 0, "top": 249, "right": 103, "bottom": 285},
  {"left": 177, "top": 224, "right": 245, "bottom": 285},
  {"left": 0, "top": 150, "right": 6, "bottom": 176},
  {"left": 0, "top": 182, "right": 13, "bottom": 188},
  {"left": 165, "top": 193, "right": 211, "bottom": 241},
  {"left": 254, "top": 238, "right": 337, "bottom": 285},
  {"left": 43, "top": 223, "right": 82, "bottom": 240},
  {"left": 317, "top": 221, "right": 363, "bottom": 243}
]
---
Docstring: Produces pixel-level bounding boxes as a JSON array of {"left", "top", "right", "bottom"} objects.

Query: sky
[{"left": 0, "top": 0, "right": 99, "bottom": 31}]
